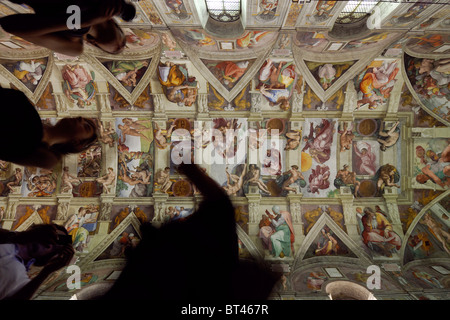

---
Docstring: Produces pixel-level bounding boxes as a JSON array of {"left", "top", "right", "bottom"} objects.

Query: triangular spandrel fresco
[
  {"left": 2, "top": 57, "right": 48, "bottom": 93},
  {"left": 101, "top": 59, "right": 151, "bottom": 94},
  {"left": 201, "top": 58, "right": 256, "bottom": 92},
  {"left": 305, "top": 60, "right": 356, "bottom": 91}
]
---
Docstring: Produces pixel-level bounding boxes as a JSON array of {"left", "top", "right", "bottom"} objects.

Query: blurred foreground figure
[
  {"left": 0, "top": 88, "right": 98, "bottom": 169},
  {"left": 0, "top": 224, "right": 74, "bottom": 300},
  {"left": 0, "top": 0, "right": 136, "bottom": 56},
  {"left": 101, "top": 164, "right": 280, "bottom": 300}
]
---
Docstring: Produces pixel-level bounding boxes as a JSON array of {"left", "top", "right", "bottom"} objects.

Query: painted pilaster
[
  {"left": 247, "top": 195, "right": 262, "bottom": 253},
  {"left": 2, "top": 196, "right": 19, "bottom": 230},
  {"left": 54, "top": 194, "right": 72, "bottom": 225},
  {"left": 287, "top": 193, "right": 304, "bottom": 251},
  {"left": 151, "top": 93, "right": 168, "bottom": 121},
  {"left": 341, "top": 81, "right": 357, "bottom": 121},
  {"left": 196, "top": 93, "right": 210, "bottom": 121},
  {"left": 98, "top": 195, "right": 114, "bottom": 235},
  {"left": 383, "top": 187, "right": 404, "bottom": 238},
  {"left": 152, "top": 192, "right": 169, "bottom": 227},
  {"left": 249, "top": 91, "right": 263, "bottom": 122},
  {"left": 339, "top": 189, "right": 362, "bottom": 245}
]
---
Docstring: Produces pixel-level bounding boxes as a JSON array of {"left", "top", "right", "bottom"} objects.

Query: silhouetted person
[
  {"left": 0, "top": 0, "right": 136, "bottom": 56},
  {"left": 0, "top": 224, "right": 74, "bottom": 300},
  {"left": 0, "top": 88, "right": 98, "bottom": 169},
  {"left": 101, "top": 163, "right": 280, "bottom": 300},
  {"left": 0, "top": 223, "right": 60, "bottom": 245}
]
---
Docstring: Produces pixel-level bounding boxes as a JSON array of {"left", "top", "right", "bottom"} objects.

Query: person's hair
[
  {"left": 78, "top": 207, "right": 87, "bottom": 213},
  {"left": 49, "top": 136, "right": 97, "bottom": 155}
]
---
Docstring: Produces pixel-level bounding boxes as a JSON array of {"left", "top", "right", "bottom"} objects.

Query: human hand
[{"left": 43, "top": 245, "right": 75, "bottom": 274}]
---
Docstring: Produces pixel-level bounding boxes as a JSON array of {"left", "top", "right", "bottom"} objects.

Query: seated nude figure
[
  {"left": 97, "top": 119, "right": 116, "bottom": 147},
  {"left": 96, "top": 167, "right": 116, "bottom": 194},
  {"left": 377, "top": 164, "right": 400, "bottom": 195},
  {"left": 338, "top": 122, "right": 354, "bottom": 152},
  {"left": 335, "top": 164, "right": 360, "bottom": 197},
  {"left": 154, "top": 167, "right": 172, "bottom": 193},
  {"left": 245, "top": 164, "right": 270, "bottom": 194},
  {"left": 281, "top": 165, "right": 305, "bottom": 194},
  {"left": 284, "top": 130, "right": 301, "bottom": 151},
  {"left": 154, "top": 122, "right": 176, "bottom": 149},
  {"left": 60, "top": 166, "right": 81, "bottom": 193},
  {"left": 377, "top": 121, "right": 400, "bottom": 151},
  {"left": 6, "top": 168, "right": 23, "bottom": 191}
]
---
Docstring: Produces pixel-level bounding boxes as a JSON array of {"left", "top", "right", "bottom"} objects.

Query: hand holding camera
[{"left": 43, "top": 244, "right": 75, "bottom": 274}]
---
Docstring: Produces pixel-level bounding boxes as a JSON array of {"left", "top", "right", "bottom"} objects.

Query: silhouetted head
[
  {"left": 26, "top": 224, "right": 71, "bottom": 266},
  {"left": 49, "top": 117, "right": 98, "bottom": 155},
  {"left": 119, "top": 2, "right": 137, "bottom": 22}
]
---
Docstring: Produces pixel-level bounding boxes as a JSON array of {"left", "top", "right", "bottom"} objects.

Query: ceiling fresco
[{"left": 0, "top": 0, "right": 449, "bottom": 300}]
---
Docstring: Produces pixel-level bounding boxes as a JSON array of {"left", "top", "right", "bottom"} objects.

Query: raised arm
[
  {"left": 353, "top": 143, "right": 361, "bottom": 157},
  {"left": 177, "top": 164, "right": 227, "bottom": 202},
  {"left": 388, "top": 121, "right": 400, "bottom": 134}
]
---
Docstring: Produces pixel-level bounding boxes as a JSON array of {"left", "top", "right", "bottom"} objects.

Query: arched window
[
  {"left": 335, "top": 0, "right": 380, "bottom": 24},
  {"left": 205, "top": 0, "right": 241, "bottom": 22}
]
